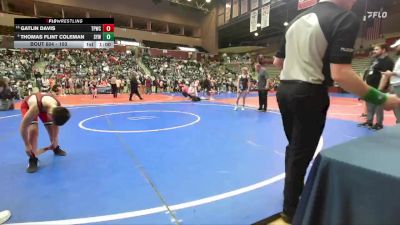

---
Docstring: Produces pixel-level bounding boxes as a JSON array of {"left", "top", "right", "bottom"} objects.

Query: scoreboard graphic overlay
[{"left": 14, "top": 18, "right": 115, "bottom": 49}]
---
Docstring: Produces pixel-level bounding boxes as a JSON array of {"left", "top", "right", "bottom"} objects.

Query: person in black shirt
[
  {"left": 0, "top": 78, "right": 6, "bottom": 94},
  {"left": 0, "top": 77, "right": 15, "bottom": 111},
  {"left": 204, "top": 75, "right": 212, "bottom": 99},
  {"left": 256, "top": 62, "right": 269, "bottom": 112},
  {"left": 359, "top": 44, "right": 394, "bottom": 130},
  {"left": 129, "top": 75, "right": 143, "bottom": 101},
  {"left": 273, "top": 0, "right": 400, "bottom": 222}
]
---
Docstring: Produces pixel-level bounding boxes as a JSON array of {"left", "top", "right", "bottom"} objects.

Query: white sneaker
[
  {"left": 233, "top": 106, "right": 238, "bottom": 111},
  {"left": 0, "top": 210, "right": 11, "bottom": 224},
  {"left": 241, "top": 106, "right": 245, "bottom": 110}
]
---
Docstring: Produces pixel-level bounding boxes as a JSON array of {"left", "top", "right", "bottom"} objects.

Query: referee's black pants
[
  {"left": 276, "top": 81, "right": 329, "bottom": 218},
  {"left": 258, "top": 90, "right": 268, "bottom": 110},
  {"left": 111, "top": 84, "right": 118, "bottom": 98},
  {"left": 129, "top": 89, "right": 143, "bottom": 100}
]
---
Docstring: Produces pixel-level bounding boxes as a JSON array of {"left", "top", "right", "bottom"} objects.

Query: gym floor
[{"left": 0, "top": 92, "right": 395, "bottom": 225}]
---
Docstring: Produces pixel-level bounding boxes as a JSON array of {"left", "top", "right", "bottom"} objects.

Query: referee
[
  {"left": 273, "top": 0, "right": 400, "bottom": 222},
  {"left": 129, "top": 75, "right": 143, "bottom": 101}
]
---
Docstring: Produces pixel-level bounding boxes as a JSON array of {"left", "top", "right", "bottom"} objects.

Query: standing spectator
[
  {"left": 61, "top": 76, "right": 67, "bottom": 95},
  {"left": 16, "top": 80, "right": 23, "bottom": 99},
  {"left": 145, "top": 77, "right": 152, "bottom": 95},
  {"left": 75, "top": 77, "right": 82, "bottom": 94},
  {"left": 116, "top": 77, "right": 122, "bottom": 94},
  {"left": 381, "top": 39, "right": 400, "bottom": 124},
  {"left": 0, "top": 78, "right": 15, "bottom": 111},
  {"left": 84, "top": 79, "right": 89, "bottom": 95},
  {"left": 153, "top": 78, "right": 159, "bottom": 93},
  {"left": 159, "top": 79, "right": 164, "bottom": 93},
  {"left": 27, "top": 81, "right": 33, "bottom": 96},
  {"left": 359, "top": 44, "right": 394, "bottom": 130},
  {"left": 120, "top": 78, "right": 125, "bottom": 93},
  {"left": 234, "top": 67, "right": 250, "bottom": 111},
  {"left": 68, "top": 76, "right": 75, "bottom": 95},
  {"left": 256, "top": 62, "right": 269, "bottom": 112},
  {"left": 90, "top": 78, "right": 98, "bottom": 98},
  {"left": 42, "top": 77, "right": 50, "bottom": 92},
  {"left": 139, "top": 75, "right": 145, "bottom": 94},
  {"left": 110, "top": 74, "right": 117, "bottom": 98},
  {"left": 204, "top": 75, "right": 212, "bottom": 100},
  {"left": 49, "top": 76, "right": 56, "bottom": 90}
]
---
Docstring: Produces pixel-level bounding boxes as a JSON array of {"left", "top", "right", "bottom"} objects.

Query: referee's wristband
[{"left": 362, "top": 88, "right": 388, "bottom": 105}]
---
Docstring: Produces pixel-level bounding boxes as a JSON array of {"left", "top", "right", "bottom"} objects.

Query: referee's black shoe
[
  {"left": 357, "top": 121, "right": 372, "bottom": 127},
  {"left": 280, "top": 212, "right": 293, "bottom": 224},
  {"left": 370, "top": 124, "right": 383, "bottom": 130}
]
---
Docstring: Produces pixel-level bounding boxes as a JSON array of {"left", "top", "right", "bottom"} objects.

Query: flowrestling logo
[{"left": 367, "top": 11, "right": 388, "bottom": 19}]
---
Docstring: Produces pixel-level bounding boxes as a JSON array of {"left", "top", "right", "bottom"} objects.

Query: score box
[
  {"left": 102, "top": 24, "right": 114, "bottom": 32},
  {"left": 102, "top": 32, "right": 115, "bottom": 41}
]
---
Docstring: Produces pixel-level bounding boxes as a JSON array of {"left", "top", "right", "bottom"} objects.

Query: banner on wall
[
  {"left": 251, "top": 0, "right": 259, "bottom": 10},
  {"left": 241, "top": 0, "right": 248, "bottom": 14},
  {"left": 298, "top": 0, "right": 318, "bottom": 10},
  {"left": 232, "top": 0, "right": 239, "bottom": 18},
  {"left": 225, "top": 0, "right": 231, "bottom": 22},
  {"left": 250, "top": 10, "right": 258, "bottom": 32},
  {"left": 261, "top": 5, "right": 270, "bottom": 28},
  {"left": 262, "top": 0, "right": 270, "bottom": 5}
]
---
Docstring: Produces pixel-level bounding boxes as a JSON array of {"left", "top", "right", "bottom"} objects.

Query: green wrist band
[{"left": 363, "top": 88, "right": 388, "bottom": 105}]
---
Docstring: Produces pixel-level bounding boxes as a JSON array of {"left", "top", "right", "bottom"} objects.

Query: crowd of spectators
[
  {"left": 1, "top": 48, "right": 145, "bottom": 98},
  {"left": 0, "top": 48, "right": 274, "bottom": 111},
  {"left": 142, "top": 55, "right": 255, "bottom": 93}
]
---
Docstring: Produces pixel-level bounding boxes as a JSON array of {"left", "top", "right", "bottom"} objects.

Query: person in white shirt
[
  {"left": 110, "top": 75, "right": 117, "bottom": 98},
  {"left": 116, "top": 78, "right": 121, "bottom": 93},
  {"left": 42, "top": 78, "right": 50, "bottom": 92},
  {"left": 381, "top": 39, "right": 400, "bottom": 123},
  {"left": 188, "top": 80, "right": 199, "bottom": 97},
  {"left": 27, "top": 82, "right": 33, "bottom": 95}
]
